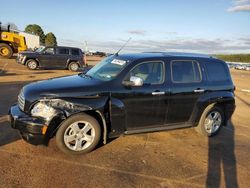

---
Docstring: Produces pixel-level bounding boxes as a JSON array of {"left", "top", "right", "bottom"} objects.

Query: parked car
[
  {"left": 245, "top": 65, "right": 250, "bottom": 71},
  {"left": 16, "top": 46, "right": 85, "bottom": 71},
  {"left": 93, "top": 51, "right": 106, "bottom": 57},
  {"left": 9, "top": 52, "right": 235, "bottom": 154},
  {"left": 235, "top": 64, "right": 245, "bottom": 70}
]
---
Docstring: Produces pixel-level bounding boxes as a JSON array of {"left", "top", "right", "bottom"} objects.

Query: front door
[
  {"left": 38, "top": 47, "right": 56, "bottom": 67},
  {"left": 111, "top": 60, "right": 169, "bottom": 131}
]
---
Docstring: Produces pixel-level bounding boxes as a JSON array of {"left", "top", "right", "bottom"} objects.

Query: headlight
[{"left": 31, "top": 101, "right": 56, "bottom": 121}]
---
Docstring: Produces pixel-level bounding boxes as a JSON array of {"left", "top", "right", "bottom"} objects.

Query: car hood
[{"left": 23, "top": 74, "right": 106, "bottom": 106}]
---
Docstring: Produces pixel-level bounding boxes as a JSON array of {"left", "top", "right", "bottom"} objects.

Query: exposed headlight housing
[{"left": 31, "top": 101, "right": 56, "bottom": 121}]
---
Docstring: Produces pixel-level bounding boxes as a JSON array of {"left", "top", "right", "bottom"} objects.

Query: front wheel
[
  {"left": 26, "top": 59, "right": 38, "bottom": 70},
  {"left": 195, "top": 105, "right": 225, "bottom": 137},
  {"left": 0, "top": 43, "right": 13, "bottom": 59},
  {"left": 56, "top": 114, "right": 101, "bottom": 155}
]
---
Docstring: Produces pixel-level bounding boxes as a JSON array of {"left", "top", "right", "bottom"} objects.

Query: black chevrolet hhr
[{"left": 9, "top": 52, "right": 235, "bottom": 154}]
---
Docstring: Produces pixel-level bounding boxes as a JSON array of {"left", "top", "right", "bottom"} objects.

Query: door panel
[
  {"left": 54, "top": 48, "right": 70, "bottom": 67},
  {"left": 111, "top": 60, "right": 169, "bottom": 131},
  {"left": 38, "top": 47, "right": 56, "bottom": 67},
  {"left": 166, "top": 60, "right": 205, "bottom": 124},
  {"left": 123, "top": 86, "right": 168, "bottom": 129},
  {"left": 166, "top": 85, "right": 204, "bottom": 124}
]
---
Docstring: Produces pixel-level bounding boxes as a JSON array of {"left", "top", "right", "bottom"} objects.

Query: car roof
[{"left": 116, "top": 52, "right": 215, "bottom": 61}]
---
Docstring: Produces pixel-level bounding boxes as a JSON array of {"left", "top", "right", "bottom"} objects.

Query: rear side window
[
  {"left": 205, "top": 61, "right": 229, "bottom": 82},
  {"left": 57, "top": 48, "right": 69, "bottom": 55},
  {"left": 71, "top": 49, "right": 80, "bottom": 55},
  {"left": 171, "top": 60, "right": 201, "bottom": 83}
]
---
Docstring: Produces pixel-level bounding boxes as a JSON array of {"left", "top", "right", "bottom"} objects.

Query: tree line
[
  {"left": 25, "top": 24, "right": 57, "bottom": 46},
  {"left": 215, "top": 54, "right": 250, "bottom": 63}
]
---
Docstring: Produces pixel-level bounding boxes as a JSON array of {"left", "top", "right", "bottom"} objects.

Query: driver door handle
[{"left": 152, "top": 91, "right": 165, "bottom": 96}]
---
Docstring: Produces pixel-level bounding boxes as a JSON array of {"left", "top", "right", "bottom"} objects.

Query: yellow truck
[{"left": 0, "top": 23, "right": 27, "bottom": 58}]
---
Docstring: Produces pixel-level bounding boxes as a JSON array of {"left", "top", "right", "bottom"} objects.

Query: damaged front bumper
[{"left": 9, "top": 104, "right": 48, "bottom": 145}]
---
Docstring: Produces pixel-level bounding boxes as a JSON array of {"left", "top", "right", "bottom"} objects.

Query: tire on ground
[
  {"left": 26, "top": 59, "right": 38, "bottom": 70},
  {"left": 56, "top": 113, "right": 101, "bottom": 155},
  {"left": 195, "top": 104, "right": 225, "bottom": 137},
  {"left": 68, "top": 62, "right": 79, "bottom": 71},
  {"left": 0, "top": 43, "right": 13, "bottom": 59}
]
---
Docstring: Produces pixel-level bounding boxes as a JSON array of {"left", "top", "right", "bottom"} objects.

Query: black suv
[
  {"left": 16, "top": 46, "right": 85, "bottom": 71},
  {"left": 9, "top": 52, "right": 235, "bottom": 154}
]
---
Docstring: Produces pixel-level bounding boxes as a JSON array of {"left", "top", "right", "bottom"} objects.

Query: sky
[{"left": 1, "top": 0, "right": 250, "bottom": 54}]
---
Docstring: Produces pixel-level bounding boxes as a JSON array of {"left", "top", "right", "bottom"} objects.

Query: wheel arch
[
  {"left": 66, "top": 59, "right": 81, "bottom": 68},
  {"left": 25, "top": 58, "right": 40, "bottom": 66},
  {"left": 45, "top": 97, "right": 110, "bottom": 145},
  {"left": 190, "top": 91, "right": 235, "bottom": 126}
]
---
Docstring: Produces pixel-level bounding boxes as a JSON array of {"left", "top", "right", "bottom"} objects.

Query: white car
[
  {"left": 245, "top": 66, "right": 250, "bottom": 71},
  {"left": 235, "top": 65, "right": 245, "bottom": 70}
]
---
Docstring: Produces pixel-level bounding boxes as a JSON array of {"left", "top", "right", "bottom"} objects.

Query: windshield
[
  {"left": 35, "top": 46, "right": 45, "bottom": 53},
  {"left": 86, "top": 56, "right": 128, "bottom": 81}
]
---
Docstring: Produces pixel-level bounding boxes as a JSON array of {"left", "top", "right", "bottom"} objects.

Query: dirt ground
[{"left": 0, "top": 57, "right": 249, "bottom": 188}]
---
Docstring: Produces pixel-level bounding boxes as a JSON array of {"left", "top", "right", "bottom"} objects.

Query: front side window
[
  {"left": 125, "top": 61, "right": 164, "bottom": 85},
  {"left": 44, "top": 47, "right": 54, "bottom": 55},
  {"left": 86, "top": 56, "right": 128, "bottom": 81},
  {"left": 171, "top": 60, "right": 201, "bottom": 83}
]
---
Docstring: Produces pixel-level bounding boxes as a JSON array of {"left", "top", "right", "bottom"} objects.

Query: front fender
[
  {"left": 45, "top": 97, "right": 109, "bottom": 137},
  {"left": 109, "top": 97, "right": 126, "bottom": 137}
]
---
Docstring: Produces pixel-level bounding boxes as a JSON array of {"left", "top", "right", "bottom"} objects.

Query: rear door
[
  {"left": 166, "top": 59, "right": 205, "bottom": 124},
  {"left": 54, "top": 47, "right": 70, "bottom": 68}
]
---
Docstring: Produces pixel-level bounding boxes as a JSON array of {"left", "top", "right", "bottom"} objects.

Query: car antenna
[{"left": 115, "top": 37, "right": 132, "bottom": 56}]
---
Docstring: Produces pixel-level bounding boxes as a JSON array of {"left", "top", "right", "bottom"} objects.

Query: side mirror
[{"left": 123, "top": 76, "right": 143, "bottom": 87}]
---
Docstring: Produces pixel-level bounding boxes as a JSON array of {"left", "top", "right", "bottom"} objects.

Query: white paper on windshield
[{"left": 111, "top": 59, "right": 126, "bottom": 66}]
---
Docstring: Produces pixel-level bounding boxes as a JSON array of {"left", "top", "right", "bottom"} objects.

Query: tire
[
  {"left": 68, "top": 62, "right": 79, "bottom": 71},
  {"left": 26, "top": 59, "right": 38, "bottom": 70},
  {"left": 0, "top": 43, "right": 13, "bottom": 59},
  {"left": 195, "top": 104, "right": 225, "bottom": 137},
  {"left": 56, "top": 114, "right": 101, "bottom": 155}
]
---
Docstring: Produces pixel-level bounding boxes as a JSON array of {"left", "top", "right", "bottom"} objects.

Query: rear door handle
[
  {"left": 194, "top": 89, "right": 205, "bottom": 93},
  {"left": 152, "top": 91, "right": 165, "bottom": 96}
]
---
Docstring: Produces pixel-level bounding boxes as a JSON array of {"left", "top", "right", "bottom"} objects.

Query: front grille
[{"left": 18, "top": 90, "right": 25, "bottom": 111}]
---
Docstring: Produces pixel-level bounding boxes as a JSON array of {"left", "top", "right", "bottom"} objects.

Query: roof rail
[
  {"left": 164, "top": 52, "right": 213, "bottom": 58},
  {"left": 142, "top": 51, "right": 213, "bottom": 58}
]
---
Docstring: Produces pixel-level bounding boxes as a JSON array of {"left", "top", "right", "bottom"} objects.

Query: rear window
[
  {"left": 171, "top": 60, "right": 201, "bottom": 83},
  {"left": 71, "top": 49, "right": 80, "bottom": 55},
  {"left": 205, "top": 61, "right": 229, "bottom": 82},
  {"left": 57, "top": 48, "right": 69, "bottom": 55}
]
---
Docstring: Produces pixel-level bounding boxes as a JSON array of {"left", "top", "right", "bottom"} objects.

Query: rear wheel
[
  {"left": 56, "top": 114, "right": 101, "bottom": 155},
  {"left": 0, "top": 43, "right": 13, "bottom": 59},
  {"left": 195, "top": 105, "right": 225, "bottom": 137},
  {"left": 26, "top": 59, "right": 38, "bottom": 70},
  {"left": 68, "top": 62, "right": 79, "bottom": 71}
]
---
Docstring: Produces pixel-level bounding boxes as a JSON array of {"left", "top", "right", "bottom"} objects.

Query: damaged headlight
[{"left": 31, "top": 101, "right": 56, "bottom": 121}]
